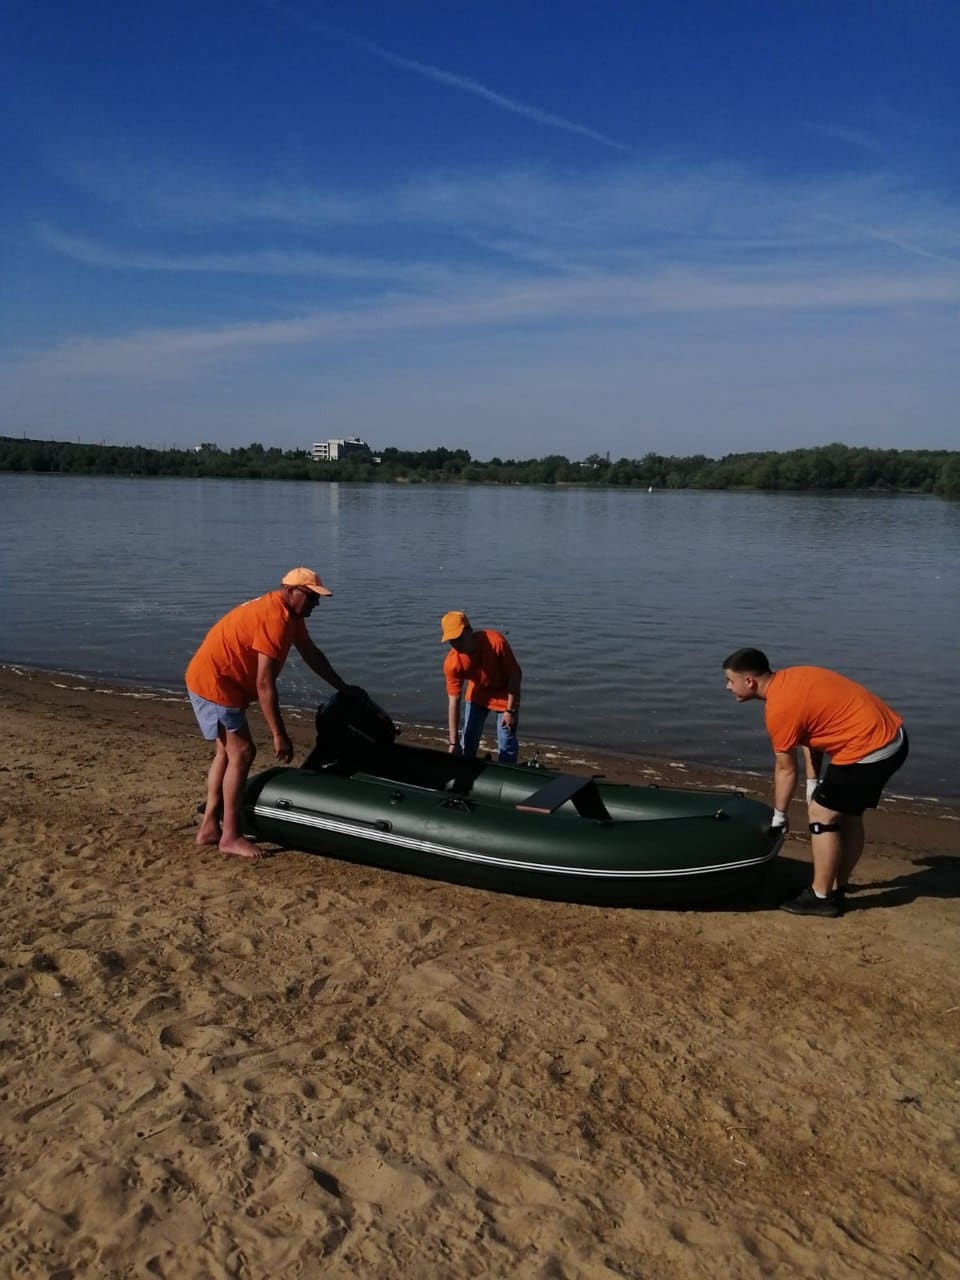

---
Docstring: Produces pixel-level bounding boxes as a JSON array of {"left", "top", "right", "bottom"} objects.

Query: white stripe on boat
[{"left": 252, "top": 804, "right": 780, "bottom": 878}]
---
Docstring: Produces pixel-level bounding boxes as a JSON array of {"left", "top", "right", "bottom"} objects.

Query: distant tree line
[{"left": 2, "top": 436, "right": 959, "bottom": 498}]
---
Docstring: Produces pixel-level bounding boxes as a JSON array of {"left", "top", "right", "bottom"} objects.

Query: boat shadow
[
  {"left": 256, "top": 842, "right": 806, "bottom": 913},
  {"left": 253, "top": 840, "right": 960, "bottom": 914},
  {"left": 761, "top": 850, "right": 960, "bottom": 913}
]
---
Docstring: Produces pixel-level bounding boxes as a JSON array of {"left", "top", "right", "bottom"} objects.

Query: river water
[{"left": 1, "top": 474, "right": 957, "bottom": 798}]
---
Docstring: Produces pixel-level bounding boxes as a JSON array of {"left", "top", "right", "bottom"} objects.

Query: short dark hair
[{"left": 722, "top": 647, "right": 771, "bottom": 675}]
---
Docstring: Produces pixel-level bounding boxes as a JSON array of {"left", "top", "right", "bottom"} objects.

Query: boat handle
[{"left": 267, "top": 802, "right": 396, "bottom": 834}]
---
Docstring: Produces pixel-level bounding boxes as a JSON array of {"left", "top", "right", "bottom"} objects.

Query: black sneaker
[{"left": 780, "top": 887, "right": 841, "bottom": 918}]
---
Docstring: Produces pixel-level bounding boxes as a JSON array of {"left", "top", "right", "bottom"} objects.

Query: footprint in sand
[
  {"left": 418, "top": 1000, "right": 477, "bottom": 1039},
  {"left": 134, "top": 993, "right": 181, "bottom": 1022},
  {"left": 448, "top": 1146, "right": 560, "bottom": 1208}
]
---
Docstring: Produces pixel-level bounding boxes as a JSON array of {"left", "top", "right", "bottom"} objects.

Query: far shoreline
[{"left": 0, "top": 468, "right": 950, "bottom": 500}]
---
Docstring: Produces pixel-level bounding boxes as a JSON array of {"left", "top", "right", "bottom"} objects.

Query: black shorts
[{"left": 812, "top": 731, "right": 909, "bottom": 816}]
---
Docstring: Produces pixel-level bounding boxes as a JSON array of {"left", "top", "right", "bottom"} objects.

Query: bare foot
[
  {"left": 218, "top": 835, "right": 262, "bottom": 861},
  {"left": 196, "top": 819, "right": 222, "bottom": 847}
]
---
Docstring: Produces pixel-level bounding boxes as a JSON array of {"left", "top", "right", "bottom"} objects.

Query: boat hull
[{"left": 243, "top": 741, "right": 782, "bottom": 906}]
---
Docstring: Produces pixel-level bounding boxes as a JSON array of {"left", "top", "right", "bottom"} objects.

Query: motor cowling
[{"left": 303, "top": 688, "right": 397, "bottom": 769}]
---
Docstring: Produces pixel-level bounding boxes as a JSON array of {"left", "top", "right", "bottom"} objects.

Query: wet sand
[{"left": 1, "top": 663, "right": 958, "bottom": 1278}]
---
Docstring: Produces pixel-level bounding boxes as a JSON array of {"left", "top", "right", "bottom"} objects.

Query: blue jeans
[{"left": 461, "top": 701, "right": 519, "bottom": 763}]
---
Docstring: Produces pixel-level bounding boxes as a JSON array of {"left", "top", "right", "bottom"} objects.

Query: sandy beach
[{"left": 1, "top": 663, "right": 958, "bottom": 1278}]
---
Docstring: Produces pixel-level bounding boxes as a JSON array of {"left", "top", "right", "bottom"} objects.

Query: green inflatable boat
[{"left": 243, "top": 693, "right": 783, "bottom": 906}]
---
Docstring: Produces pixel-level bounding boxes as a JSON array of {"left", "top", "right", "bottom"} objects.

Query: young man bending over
[{"left": 722, "top": 648, "right": 907, "bottom": 917}]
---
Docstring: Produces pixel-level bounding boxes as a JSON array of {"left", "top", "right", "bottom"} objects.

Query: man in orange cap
[
  {"left": 441, "top": 611, "right": 523, "bottom": 763},
  {"left": 186, "top": 568, "right": 354, "bottom": 860}
]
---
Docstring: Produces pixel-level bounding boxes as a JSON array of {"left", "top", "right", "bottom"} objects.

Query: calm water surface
[{"left": 2, "top": 475, "right": 957, "bottom": 798}]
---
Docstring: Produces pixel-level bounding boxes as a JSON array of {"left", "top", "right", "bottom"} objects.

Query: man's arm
[
  {"left": 773, "top": 749, "right": 799, "bottom": 817},
  {"left": 804, "top": 747, "right": 824, "bottom": 776},
  {"left": 493, "top": 634, "right": 522, "bottom": 724},
  {"left": 294, "top": 632, "right": 347, "bottom": 692},
  {"left": 501, "top": 671, "right": 521, "bottom": 731},
  {"left": 256, "top": 653, "right": 293, "bottom": 763},
  {"left": 801, "top": 746, "right": 823, "bottom": 801},
  {"left": 447, "top": 693, "right": 462, "bottom": 754},
  {"left": 505, "top": 671, "right": 521, "bottom": 710}
]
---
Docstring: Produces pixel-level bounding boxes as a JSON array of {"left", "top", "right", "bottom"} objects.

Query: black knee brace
[{"left": 809, "top": 821, "right": 841, "bottom": 835}]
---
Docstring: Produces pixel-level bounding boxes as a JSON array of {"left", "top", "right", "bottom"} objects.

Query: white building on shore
[{"left": 311, "top": 436, "right": 371, "bottom": 462}]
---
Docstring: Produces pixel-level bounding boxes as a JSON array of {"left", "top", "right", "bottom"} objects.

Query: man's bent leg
[
  {"left": 461, "top": 702, "right": 488, "bottom": 759},
  {"left": 836, "top": 815, "right": 865, "bottom": 888},
  {"left": 219, "top": 724, "right": 260, "bottom": 860},
  {"left": 197, "top": 736, "right": 228, "bottom": 846},
  {"left": 808, "top": 799, "right": 844, "bottom": 896}
]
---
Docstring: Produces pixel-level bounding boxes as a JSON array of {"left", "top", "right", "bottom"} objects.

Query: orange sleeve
[
  {"left": 248, "top": 598, "right": 294, "bottom": 660},
  {"left": 444, "top": 649, "right": 464, "bottom": 696},
  {"left": 490, "top": 633, "right": 521, "bottom": 680},
  {"left": 765, "top": 701, "right": 802, "bottom": 755}
]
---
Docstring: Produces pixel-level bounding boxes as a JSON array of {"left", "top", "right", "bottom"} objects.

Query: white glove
[{"left": 805, "top": 779, "right": 817, "bottom": 802}]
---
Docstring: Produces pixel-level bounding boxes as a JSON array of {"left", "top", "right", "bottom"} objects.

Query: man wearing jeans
[
  {"left": 441, "top": 611, "right": 523, "bottom": 763},
  {"left": 722, "top": 648, "right": 908, "bottom": 917}
]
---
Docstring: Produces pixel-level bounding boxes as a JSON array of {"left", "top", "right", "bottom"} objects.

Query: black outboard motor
[{"left": 303, "top": 687, "right": 397, "bottom": 771}]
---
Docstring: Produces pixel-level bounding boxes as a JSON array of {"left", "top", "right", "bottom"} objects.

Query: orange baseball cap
[
  {"left": 282, "top": 567, "right": 333, "bottom": 597},
  {"left": 440, "top": 610, "right": 470, "bottom": 641}
]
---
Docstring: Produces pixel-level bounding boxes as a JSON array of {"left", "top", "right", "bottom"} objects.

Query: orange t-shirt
[
  {"left": 443, "top": 630, "right": 522, "bottom": 712},
  {"left": 185, "top": 591, "right": 306, "bottom": 707},
  {"left": 764, "top": 666, "right": 902, "bottom": 765}
]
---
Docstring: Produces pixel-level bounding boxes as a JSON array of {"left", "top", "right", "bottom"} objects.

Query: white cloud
[
  {"left": 7, "top": 260, "right": 958, "bottom": 385},
  {"left": 6, "top": 315, "right": 956, "bottom": 457},
  {"left": 11, "top": 150, "right": 959, "bottom": 454},
  {"left": 802, "top": 121, "right": 886, "bottom": 154},
  {"left": 36, "top": 225, "right": 468, "bottom": 287},
  {"left": 51, "top": 154, "right": 960, "bottom": 275}
]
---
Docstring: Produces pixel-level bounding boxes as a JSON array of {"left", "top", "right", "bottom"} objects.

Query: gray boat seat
[{"left": 516, "top": 774, "right": 610, "bottom": 820}]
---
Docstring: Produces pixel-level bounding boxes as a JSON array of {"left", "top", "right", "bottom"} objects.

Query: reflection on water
[{"left": 2, "top": 475, "right": 957, "bottom": 797}]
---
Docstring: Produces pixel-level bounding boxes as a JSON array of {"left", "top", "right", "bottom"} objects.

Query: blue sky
[{"left": 2, "top": 0, "right": 958, "bottom": 459}]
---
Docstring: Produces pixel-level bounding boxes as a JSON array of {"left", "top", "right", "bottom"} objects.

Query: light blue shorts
[{"left": 187, "top": 690, "right": 248, "bottom": 741}]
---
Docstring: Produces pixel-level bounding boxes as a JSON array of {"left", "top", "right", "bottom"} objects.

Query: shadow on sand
[
  {"left": 242, "top": 845, "right": 960, "bottom": 915},
  {"left": 768, "top": 850, "right": 960, "bottom": 913}
]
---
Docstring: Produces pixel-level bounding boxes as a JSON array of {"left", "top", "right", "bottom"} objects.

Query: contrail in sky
[{"left": 264, "top": 2, "right": 629, "bottom": 152}]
